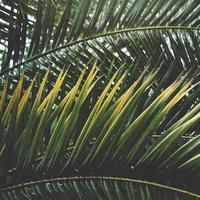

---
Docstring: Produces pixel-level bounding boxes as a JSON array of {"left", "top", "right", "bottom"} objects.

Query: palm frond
[
  {"left": 0, "top": 63, "right": 200, "bottom": 190},
  {"left": 1, "top": 27, "right": 200, "bottom": 99},
  {"left": 1, "top": 0, "right": 200, "bottom": 76},
  {"left": 1, "top": 177, "right": 199, "bottom": 200}
]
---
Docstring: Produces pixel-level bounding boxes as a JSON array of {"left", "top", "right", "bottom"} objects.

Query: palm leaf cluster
[
  {"left": 0, "top": 64, "right": 200, "bottom": 198},
  {"left": 0, "top": 0, "right": 200, "bottom": 199}
]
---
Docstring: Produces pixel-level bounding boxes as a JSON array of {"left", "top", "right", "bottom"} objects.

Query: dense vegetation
[{"left": 0, "top": 0, "right": 200, "bottom": 199}]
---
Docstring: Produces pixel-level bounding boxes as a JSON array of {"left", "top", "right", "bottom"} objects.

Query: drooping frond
[
  {"left": 1, "top": 0, "right": 200, "bottom": 85},
  {"left": 1, "top": 177, "right": 199, "bottom": 199}
]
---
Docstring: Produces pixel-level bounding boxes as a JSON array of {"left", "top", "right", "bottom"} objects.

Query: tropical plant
[{"left": 0, "top": 0, "right": 200, "bottom": 199}]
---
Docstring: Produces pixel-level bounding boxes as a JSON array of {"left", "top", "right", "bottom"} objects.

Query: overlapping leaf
[{"left": 0, "top": 64, "right": 199, "bottom": 191}]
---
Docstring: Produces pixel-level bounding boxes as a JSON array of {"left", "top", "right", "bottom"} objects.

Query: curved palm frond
[
  {"left": 1, "top": 0, "right": 200, "bottom": 76},
  {"left": 1, "top": 27, "right": 200, "bottom": 97},
  {"left": 1, "top": 177, "right": 200, "bottom": 200}
]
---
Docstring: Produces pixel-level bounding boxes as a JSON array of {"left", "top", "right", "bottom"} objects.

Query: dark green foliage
[{"left": 0, "top": 0, "right": 200, "bottom": 199}]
